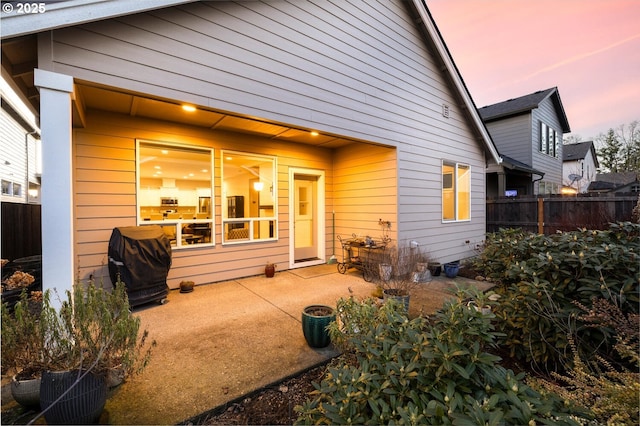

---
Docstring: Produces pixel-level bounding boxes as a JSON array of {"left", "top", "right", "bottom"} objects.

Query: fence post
[{"left": 537, "top": 198, "right": 544, "bottom": 234}]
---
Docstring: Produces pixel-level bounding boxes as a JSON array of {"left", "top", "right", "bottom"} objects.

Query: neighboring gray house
[
  {"left": 588, "top": 172, "right": 640, "bottom": 195},
  {"left": 562, "top": 141, "right": 599, "bottom": 193},
  {"left": 1, "top": 0, "right": 500, "bottom": 297},
  {"left": 480, "top": 87, "right": 571, "bottom": 197}
]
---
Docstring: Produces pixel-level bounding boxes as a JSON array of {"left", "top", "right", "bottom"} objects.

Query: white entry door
[{"left": 290, "top": 169, "right": 325, "bottom": 267}]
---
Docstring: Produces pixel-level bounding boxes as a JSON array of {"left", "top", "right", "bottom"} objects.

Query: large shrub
[
  {"left": 474, "top": 222, "right": 639, "bottom": 369},
  {"left": 295, "top": 290, "right": 587, "bottom": 425},
  {"left": 531, "top": 299, "right": 639, "bottom": 425}
]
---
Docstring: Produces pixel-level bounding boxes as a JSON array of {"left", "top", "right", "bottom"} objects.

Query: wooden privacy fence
[
  {"left": 487, "top": 195, "right": 638, "bottom": 234},
  {"left": 1, "top": 202, "right": 42, "bottom": 261}
]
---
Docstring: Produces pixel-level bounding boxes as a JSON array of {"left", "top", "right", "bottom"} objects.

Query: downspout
[
  {"left": 532, "top": 172, "right": 544, "bottom": 195},
  {"left": 25, "top": 130, "right": 38, "bottom": 203}
]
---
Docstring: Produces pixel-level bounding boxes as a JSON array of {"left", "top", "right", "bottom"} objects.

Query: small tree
[
  {"left": 596, "top": 121, "right": 640, "bottom": 172},
  {"left": 598, "top": 129, "right": 623, "bottom": 172}
]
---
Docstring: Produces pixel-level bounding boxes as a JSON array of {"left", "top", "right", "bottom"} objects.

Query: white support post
[{"left": 34, "top": 69, "right": 74, "bottom": 309}]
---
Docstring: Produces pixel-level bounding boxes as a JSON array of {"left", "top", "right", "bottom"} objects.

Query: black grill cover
[{"left": 108, "top": 226, "right": 171, "bottom": 307}]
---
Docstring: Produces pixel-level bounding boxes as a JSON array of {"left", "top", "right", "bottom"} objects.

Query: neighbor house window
[
  {"left": 538, "top": 181, "right": 559, "bottom": 195},
  {"left": 12, "top": 183, "right": 21, "bottom": 197},
  {"left": 539, "top": 121, "right": 558, "bottom": 157},
  {"left": 136, "top": 140, "right": 214, "bottom": 249},
  {"left": 221, "top": 150, "right": 277, "bottom": 243},
  {"left": 442, "top": 161, "right": 470, "bottom": 222},
  {"left": 1, "top": 180, "right": 11, "bottom": 195}
]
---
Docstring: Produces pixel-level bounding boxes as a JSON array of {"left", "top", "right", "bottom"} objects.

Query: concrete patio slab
[{"left": 1, "top": 265, "right": 492, "bottom": 425}]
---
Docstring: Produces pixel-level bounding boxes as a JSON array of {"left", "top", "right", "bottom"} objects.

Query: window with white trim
[
  {"left": 136, "top": 140, "right": 214, "bottom": 248},
  {"left": 442, "top": 161, "right": 470, "bottom": 222},
  {"left": 221, "top": 151, "right": 277, "bottom": 243}
]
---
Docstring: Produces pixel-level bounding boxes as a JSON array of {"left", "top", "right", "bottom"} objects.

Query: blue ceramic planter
[{"left": 444, "top": 262, "right": 460, "bottom": 278}]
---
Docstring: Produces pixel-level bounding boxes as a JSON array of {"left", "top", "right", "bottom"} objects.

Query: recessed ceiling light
[
  {"left": 310, "top": 131, "right": 319, "bottom": 136},
  {"left": 182, "top": 105, "right": 196, "bottom": 112},
  {"left": 161, "top": 150, "right": 169, "bottom": 155}
]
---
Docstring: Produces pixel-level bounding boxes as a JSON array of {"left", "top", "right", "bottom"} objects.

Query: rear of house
[{"left": 1, "top": 0, "right": 499, "bottom": 292}]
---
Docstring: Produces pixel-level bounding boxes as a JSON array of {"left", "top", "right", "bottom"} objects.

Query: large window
[
  {"left": 442, "top": 161, "right": 470, "bottom": 222},
  {"left": 137, "top": 140, "right": 214, "bottom": 248},
  {"left": 222, "top": 150, "right": 277, "bottom": 243},
  {"left": 539, "top": 122, "right": 558, "bottom": 157}
]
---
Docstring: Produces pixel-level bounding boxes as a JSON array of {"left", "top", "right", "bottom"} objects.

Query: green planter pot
[{"left": 302, "top": 305, "right": 335, "bottom": 348}]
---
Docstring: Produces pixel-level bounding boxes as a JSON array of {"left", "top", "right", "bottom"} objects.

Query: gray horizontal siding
[
  {"left": 485, "top": 114, "right": 532, "bottom": 165},
  {"left": 44, "top": 0, "right": 489, "bottom": 265},
  {"left": 532, "top": 97, "right": 564, "bottom": 186},
  {"left": 46, "top": 0, "right": 467, "bottom": 147}
]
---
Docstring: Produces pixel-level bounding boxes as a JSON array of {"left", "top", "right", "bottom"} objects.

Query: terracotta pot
[
  {"left": 179, "top": 280, "right": 194, "bottom": 293},
  {"left": 265, "top": 263, "right": 276, "bottom": 278}
]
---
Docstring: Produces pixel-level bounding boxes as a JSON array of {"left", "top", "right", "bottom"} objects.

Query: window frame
[
  {"left": 221, "top": 150, "right": 278, "bottom": 244},
  {"left": 135, "top": 139, "right": 215, "bottom": 250},
  {"left": 441, "top": 160, "right": 471, "bottom": 223},
  {"left": 539, "top": 121, "right": 558, "bottom": 157}
]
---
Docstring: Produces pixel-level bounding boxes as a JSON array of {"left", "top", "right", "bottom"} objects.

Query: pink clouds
[{"left": 428, "top": 0, "right": 640, "bottom": 138}]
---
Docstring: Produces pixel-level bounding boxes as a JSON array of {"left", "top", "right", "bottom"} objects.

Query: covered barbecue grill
[{"left": 108, "top": 225, "right": 171, "bottom": 307}]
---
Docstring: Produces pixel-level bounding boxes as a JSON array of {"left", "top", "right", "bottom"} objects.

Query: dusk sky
[{"left": 428, "top": 0, "right": 640, "bottom": 140}]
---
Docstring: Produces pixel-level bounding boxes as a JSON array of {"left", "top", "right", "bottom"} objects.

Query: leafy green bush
[
  {"left": 474, "top": 222, "right": 639, "bottom": 369},
  {"left": 295, "top": 290, "right": 587, "bottom": 425}
]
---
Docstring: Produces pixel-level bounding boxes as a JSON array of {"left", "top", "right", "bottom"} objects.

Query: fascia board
[{"left": 1, "top": 0, "right": 199, "bottom": 39}]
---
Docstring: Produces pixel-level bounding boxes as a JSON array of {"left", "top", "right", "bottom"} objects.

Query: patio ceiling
[
  {"left": 74, "top": 83, "right": 354, "bottom": 149},
  {"left": 1, "top": 34, "right": 353, "bottom": 149}
]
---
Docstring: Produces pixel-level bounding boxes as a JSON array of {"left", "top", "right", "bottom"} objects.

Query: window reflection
[
  {"left": 137, "top": 140, "right": 214, "bottom": 248},
  {"left": 222, "top": 151, "right": 277, "bottom": 243}
]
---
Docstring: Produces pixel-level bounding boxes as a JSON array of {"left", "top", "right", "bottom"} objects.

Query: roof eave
[
  {"left": 1, "top": 0, "right": 199, "bottom": 39},
  {"left": 548, "top": 88, "right": 571, "bottom": 133},
  {"left": 411, "top": 0, "right": 501, "bottom": 165}
]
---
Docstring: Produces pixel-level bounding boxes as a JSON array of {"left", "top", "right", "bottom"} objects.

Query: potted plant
[
  {"left": 376, "top": 245, "right": 428, "bottom": 313},
  {"left": 1, "top": 288, "right": 46, "bottom": 408},
  {"left": 265, "top": 261, "right": 277, "bottom": 278},
  {"left": 38, "top": 279, "right": 155, "bottom": 424},
  {"left": 301, "top": 305, "right": 336, "bottom": 348},
  {"left": 1, "top": 278, "right": 155, "bottom": 423}
]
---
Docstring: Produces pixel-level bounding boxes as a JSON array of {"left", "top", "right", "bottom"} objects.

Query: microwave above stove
[{"left": 160, "top": 197, "right": 178, "bottom": 206}]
